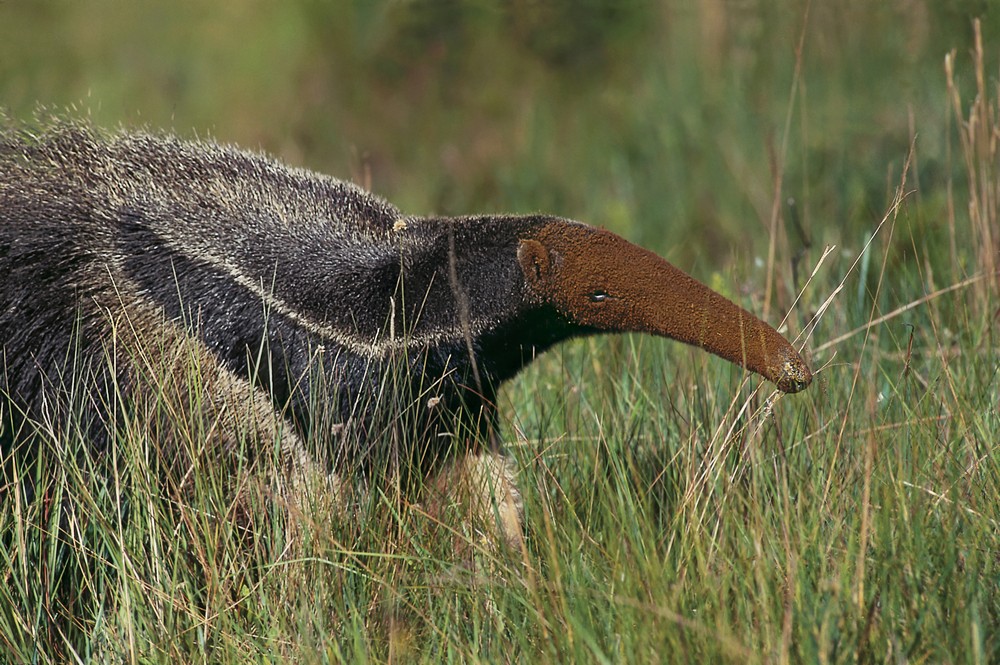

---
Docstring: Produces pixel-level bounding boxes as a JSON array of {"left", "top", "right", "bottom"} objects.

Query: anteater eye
[{"left": 588, "top": 290, "right": 610, "bottom": 303}]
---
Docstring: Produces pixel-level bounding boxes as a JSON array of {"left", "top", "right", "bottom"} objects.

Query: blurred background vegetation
[{"left": 2, "top": 0, "right": 994, "bottom": 273}]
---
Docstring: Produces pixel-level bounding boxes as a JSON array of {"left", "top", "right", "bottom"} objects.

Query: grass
[{"left": 2, "top": 3, "right": 1000, "bottom": 663}]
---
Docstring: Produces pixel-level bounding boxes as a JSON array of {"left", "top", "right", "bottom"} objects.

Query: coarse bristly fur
[{"left": 0, "top": 121, "right": 811, "bottom": 547}]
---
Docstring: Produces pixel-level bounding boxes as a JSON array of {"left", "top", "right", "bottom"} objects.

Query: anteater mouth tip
[{"left": 774, "top": 356, "right": 813, "bottom": 394}]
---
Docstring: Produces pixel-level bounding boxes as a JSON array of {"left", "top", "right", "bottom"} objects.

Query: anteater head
[{"left": 516, "top": 221, "right": 812, "bottom": 393}]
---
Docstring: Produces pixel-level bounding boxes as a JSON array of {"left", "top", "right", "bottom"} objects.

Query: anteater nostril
[{"left": 775, "top": 356, "right": 813, "bottom": 394}]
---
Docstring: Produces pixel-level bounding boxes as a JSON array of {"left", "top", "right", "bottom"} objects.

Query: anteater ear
[{"left": 517, "top": 238, "right": 551, "bottom": 286}]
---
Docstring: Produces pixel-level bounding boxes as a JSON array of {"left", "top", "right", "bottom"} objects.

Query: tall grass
[
  {"left": 2, "top": 14, "right": 1000, "bottom": 665},
  {"left": 947, "top": 19, "right": 1000, "bottom": 312}
]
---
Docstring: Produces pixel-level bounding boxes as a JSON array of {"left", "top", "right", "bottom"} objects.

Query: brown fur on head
[{"left": 517, "top": 222, "right": 812, "bottom": 393}]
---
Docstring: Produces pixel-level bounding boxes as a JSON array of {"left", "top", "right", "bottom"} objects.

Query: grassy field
[{"left": 1, "top": 2, "right": 999, "bottom": 662}]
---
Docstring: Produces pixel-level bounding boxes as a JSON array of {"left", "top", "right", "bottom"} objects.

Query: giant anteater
[{"left": 0, "top": 123, "right": 811, "bottom": 545}]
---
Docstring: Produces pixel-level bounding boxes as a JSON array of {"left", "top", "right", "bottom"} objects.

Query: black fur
[{"left": 0, "top": 125, "right": 574, "bottom": 488}]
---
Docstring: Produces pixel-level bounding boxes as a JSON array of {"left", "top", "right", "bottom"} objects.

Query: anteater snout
[{"left": 772, "top": 352, "right": 813, "bottom": 394}]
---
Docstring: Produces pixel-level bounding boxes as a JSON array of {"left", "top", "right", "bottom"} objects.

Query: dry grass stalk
[{"left": 945, "top": 18, "right": 1000, "bottom": 309}]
